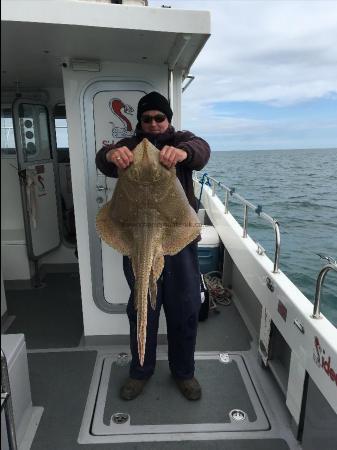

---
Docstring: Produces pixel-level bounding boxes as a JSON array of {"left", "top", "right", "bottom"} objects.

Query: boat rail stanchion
[
  {"left": 243, "top": 204, "right": 248, "bottom": 238},
  {"left": 224, "top": 190, "right": 229, "bottom": 214},
  {"left": 196, "top": 172, "right": 210, "bottom": 212},
  {"left": 311, "top": 260, "right": 337, "bottom": 319},
  {"left": 211, "top": 179, "right": 216, "bottom": 196},
  {"left": 258, "top": 211, "right": 280, "bottom": 273},
  {"left": 223, "top": 187, "right": 235, "bottom": 214},
  {"left": 231, "top": 192, "right": 255, "bottom": 238},
  {"left": 272, "top": 220, "right": 281, "bottom": 273},
  {"left": 1, "top": 349, "right": 18, "bottom": 450}
]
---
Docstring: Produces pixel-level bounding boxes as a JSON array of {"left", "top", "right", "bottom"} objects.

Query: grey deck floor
[
  {"left": 4, "top": 273, "right": 84, "bottom": 349},
  {"left": 4, "top": 273, "right": 295, "bottom": 449},
  {"left": 4, "top": 272, "right": 251, "bottom": 352}
]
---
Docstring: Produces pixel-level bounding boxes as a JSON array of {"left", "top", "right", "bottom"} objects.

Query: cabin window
[
  {"left": 55, "top": 118, "right": 69, "bottom": 149},
  {"left": 54, "top": 104, "right": 69, "bottom": 163},
  {"left": 1, "top": 107, "right": 16, "bottom": 156},
  {"left": 54, "top": 103, "right": 69, "bottom": 150}
]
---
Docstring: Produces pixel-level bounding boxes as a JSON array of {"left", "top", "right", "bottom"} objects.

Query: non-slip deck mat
[
  {"left": 5, "top": 273, "right": 84, "bottom": 349},
  {"left": 196, "top": 303, "right": 252, "bottom": 351},
  {"left": 27, "top": 351, "right": 289, "bottom": 450},
  {"left": 103, "top": 358, "right": 256, "bottom": 426},
  {"left": 28, "top": 351, "right": 97, "bottom": 450},
  {"left": 5, "top": 271, "right": 251, "bottom": 351}
]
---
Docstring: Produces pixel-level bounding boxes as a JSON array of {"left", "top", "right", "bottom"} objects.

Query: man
[{"left": 95, "top": 91, "right": 210, "bottom": 401}]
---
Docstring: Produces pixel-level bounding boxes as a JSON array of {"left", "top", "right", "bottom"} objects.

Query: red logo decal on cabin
[
  {"left": 109, "top": 98, "right": 134, "bottom": 139},
  {"left": 313, "top": 336, "right": 337, "bottom": 386}
]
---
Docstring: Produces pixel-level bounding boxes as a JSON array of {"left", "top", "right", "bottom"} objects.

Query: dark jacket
[{"left": 95, "top": 125, "right": 210, "bottom": 211}]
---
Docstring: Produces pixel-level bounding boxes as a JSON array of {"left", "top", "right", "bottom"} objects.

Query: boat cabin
[{"left": 1, "top": 1, "right": 336, "bottom": 450}]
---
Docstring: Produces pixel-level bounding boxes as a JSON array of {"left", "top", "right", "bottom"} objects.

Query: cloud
[
  {"left": 151, "top": 0, "right": 337, "bottom": 104},
  {"left": 150, "top": 0, "right": 337, "bottom": 149}
]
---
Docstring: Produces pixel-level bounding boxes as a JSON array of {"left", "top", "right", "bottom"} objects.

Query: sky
[{"left": 150, "top": 0, "right": 337, "bottom": 151}]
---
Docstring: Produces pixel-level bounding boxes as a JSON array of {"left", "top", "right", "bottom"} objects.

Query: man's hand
[
  {"left": 159, "top": 146, "right": 188, "bottom": 169},
  {"left": 106, "top": 146, "right": 133, "bottom": 169}
]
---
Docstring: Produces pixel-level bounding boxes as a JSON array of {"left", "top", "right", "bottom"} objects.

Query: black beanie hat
[{"left": 137, "top": 91, "right": 173, "bottom": 122}]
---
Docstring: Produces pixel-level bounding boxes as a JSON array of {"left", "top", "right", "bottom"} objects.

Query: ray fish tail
[{"left": 131, "top": 212, "right": 159, "bottom": 367}]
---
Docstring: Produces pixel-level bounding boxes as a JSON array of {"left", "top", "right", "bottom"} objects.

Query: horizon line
[{"left": 211, "top": 147, "right": 337, "bottom": 152}]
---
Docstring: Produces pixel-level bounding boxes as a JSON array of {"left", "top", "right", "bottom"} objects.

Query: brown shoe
[
  {"left": 120, "top": 377, "right": 148, "bottom": 401},
  {"left": 174, "top": 376, "right": 202, "bottom": 401}
]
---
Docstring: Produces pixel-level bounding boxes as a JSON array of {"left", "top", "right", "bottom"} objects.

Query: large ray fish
[{"left": 96, "top": 138, "right": 201, "bottom": 366}]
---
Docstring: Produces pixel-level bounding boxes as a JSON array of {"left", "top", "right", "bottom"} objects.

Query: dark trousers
[{"left": 123, "top": 242, "right": 201, "bottom": 380}]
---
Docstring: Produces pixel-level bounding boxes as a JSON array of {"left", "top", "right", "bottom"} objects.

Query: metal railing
[
  {"left": 312, "top": 256, "right": 337, "bottom": 319},
  {"left": 1, "top": 349, "right": 18, "bottom": 450},
  {"left": 196, "top": 173, "right": 281, "bottom": 273}
]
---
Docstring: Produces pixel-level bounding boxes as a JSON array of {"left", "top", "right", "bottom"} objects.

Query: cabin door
[
  {"left": 12, "top": 99, "right": 61, "bottom": 260},
  {"left": 83, "top": 81, "right": 152, "bottom": 312}
]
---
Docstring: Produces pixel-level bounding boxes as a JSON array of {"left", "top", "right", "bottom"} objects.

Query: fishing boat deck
[{"left": 3, "top": 272, "right": 300, "bottom": 449}]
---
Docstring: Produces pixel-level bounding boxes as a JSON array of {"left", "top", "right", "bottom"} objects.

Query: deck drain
[
  {"left": 219, "top": 353, "right": 230, "bottom": 363},
  {"left": 115, "top": 352, "right": 130, "bottom": 367},
  {"left": 111, "top": 413, "right": 129, "bottom": 425},
  {"left": 229, "top": 409, "right": 247, "bottom": 422}
]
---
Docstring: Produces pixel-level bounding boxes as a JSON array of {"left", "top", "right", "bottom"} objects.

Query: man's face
[{"left": 140, "top": 110, "right": 170, "bottom": 134}]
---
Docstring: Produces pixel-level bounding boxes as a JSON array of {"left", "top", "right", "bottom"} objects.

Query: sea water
[{"left": 202, "top": 148, "right": 337, "bottom": 326}]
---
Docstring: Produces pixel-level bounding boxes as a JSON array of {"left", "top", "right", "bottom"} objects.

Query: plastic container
[{"left": 197, "top": 225, "right": 220, "bottom": 274}]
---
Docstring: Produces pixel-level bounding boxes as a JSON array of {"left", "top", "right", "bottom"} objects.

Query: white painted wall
[
  {"left": 3, "top": 1, "right": 210, "bottom": 36},
  {"left": 62, "top": 60, "right": 182, "bottom": 336},
  {"left": 1, "top": 157, "right": 32, "bottom": 280}
]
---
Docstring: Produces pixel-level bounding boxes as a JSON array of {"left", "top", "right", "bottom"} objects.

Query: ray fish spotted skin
[{"left": 96, "top": 138, "right": 201, "bottom": 366}]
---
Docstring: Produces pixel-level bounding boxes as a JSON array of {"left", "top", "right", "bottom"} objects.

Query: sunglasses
[{"left": 141, "top": 114, "right": 166, "bottom": 124}]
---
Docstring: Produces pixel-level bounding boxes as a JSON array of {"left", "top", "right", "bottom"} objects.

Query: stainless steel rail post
[
  {"left": 272, "top": 220, "right": 281, "bottom": 273},
  {"left": 312, "top": 262, "right": 337, "bottom": 319},
  {"left": 243, "top": 204, "right": 248, "bottom": 238},
  {"left": 224, "top": 190, "right": 229, "bottom": 214},
  {"left": 1, "top": 348, "right": 18, "bottom": 450},
  {"left": 211, "top": 179, "right": 216, "bottom": 196}
]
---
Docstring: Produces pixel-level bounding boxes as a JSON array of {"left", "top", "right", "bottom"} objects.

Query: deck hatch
[
  {"left": 78, "top": 352, "right": 269, "bottom": 442},
  {"left": 102, "top": 357, "right": 256, "bottom": 427}
]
